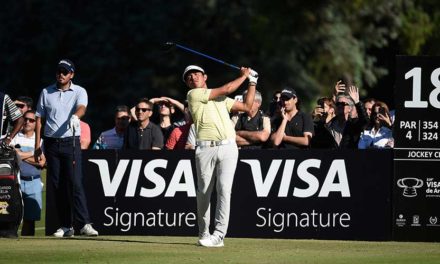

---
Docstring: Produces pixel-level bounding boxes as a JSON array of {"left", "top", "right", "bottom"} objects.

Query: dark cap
[
  {"left": 58, "top": 59, "right": 75, "bottom": 73},
  {"left": 281, "top": 88, "right": 297, "bottom": 99}
]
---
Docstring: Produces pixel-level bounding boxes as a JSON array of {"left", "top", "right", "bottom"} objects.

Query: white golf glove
[
  {"left": 69, "top": 114, "right": 80, "bottom": 131},
  {"left": 248, "top": 69, "right": 258, "bottom": 85}
]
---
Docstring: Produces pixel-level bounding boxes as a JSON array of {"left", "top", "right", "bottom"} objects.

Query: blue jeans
[
  {"left": 44, "top": 136, "right": 90, "bottom": 227},
  {"left": 20, "top": 178, "right": 43, "bottom": 221}
]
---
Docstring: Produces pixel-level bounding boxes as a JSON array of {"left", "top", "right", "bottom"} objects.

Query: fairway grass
[
  {"left": 5, "top": 171, "right": 439, "bottom": 263},
  {"left": 0, "top": 236, "right": 439, "bottom": 264}
]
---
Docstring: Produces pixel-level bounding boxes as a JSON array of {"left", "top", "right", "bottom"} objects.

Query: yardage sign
[{"left": 393, "top": 56, "right": 440, "bottom": 242}]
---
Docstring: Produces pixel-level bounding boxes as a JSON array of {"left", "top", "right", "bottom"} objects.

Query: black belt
[
  {"left": 20, "top": 175, "right": 41, "bottom": 181},
  {"left": 44, "top": 136, "right": 79, "bottom": 143}
]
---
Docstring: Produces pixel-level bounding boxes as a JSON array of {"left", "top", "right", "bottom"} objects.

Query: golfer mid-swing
[{"left": 184, "top": 65, "right": 257, "bottom": 247}]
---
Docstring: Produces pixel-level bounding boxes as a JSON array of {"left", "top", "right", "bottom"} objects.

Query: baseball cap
[
  {"left": 58, "top": 59, "right": 75, "bottom": 73},
  {"left": 280, "top": 87, "right": 297, "bottom": 99},
  {"left": 182, "top": 65, "right": 205, "bottom": 82}
]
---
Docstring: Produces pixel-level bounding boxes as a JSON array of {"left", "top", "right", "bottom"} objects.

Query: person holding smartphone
[
  {"left": 358, "top": 101, "right": 394, "bottom": 149},
  {"left": 312, "top": 97, "right": 335, "bottom": 124},
  {"left": 311, "top": 83, "right": 368, "bottom": 149}
]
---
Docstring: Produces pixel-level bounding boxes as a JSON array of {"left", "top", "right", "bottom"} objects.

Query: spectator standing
[
  {"left": 185, "top": 64, "right": 256, "bottom": 247},
  {"left": 363, "top": 98, "right": 376, "bottom": 119},
  {"left": 80, "top": 121, "right": 91, "bottom": 149},
  {"left": 358, "top": 101, "right": 394, "bottom": 149},
  {"left": 0, "top": 92, "right": 24, "bottom": 144},
  {"left": 10, "top": 110, "right": 45, "bottom": 236},
  {"left": 312, "top": 83, "right": 368, "bottom": 149},
  {"left": 124, "top": 98, "right": 163, "bottom": 150},
  {"left": 270, "top": 88, "right": 314, "bottom": 149},
  {"left": 152, "top": 97, "right": 184, "bottom": 143},
  {"left": 14, "top": 96, "right": 33, "bottom": 114},
  {"left": 93, "top": 105, "right": 130, "bottom": 149},
  {"left": 312, "top": 97, "right": 335, "bottom": 124},
  {"left": 165, "top": 101, "right": 192, "bottom": 150},
  {"left": 34, "top": 59, "right": 98, "bottom": 237},
  {"left": 266, "top": 90, "right": 281, "bottom": 117},
  {"left": 184, "top": 123, "right": 196, "bottom": 150},
  {"left": 232, "top": 90, "right": 270, "bottom": 149}
]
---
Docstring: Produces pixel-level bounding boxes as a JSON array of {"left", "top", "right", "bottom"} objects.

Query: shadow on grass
[{"left": 19, "top": 236, "right": 196, "bottom": 246}]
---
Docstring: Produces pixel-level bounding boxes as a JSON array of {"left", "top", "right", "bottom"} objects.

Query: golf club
[
  {"left": 70, "top": 124, "right": 76, "bottom": 236},
  {"left": 165, "top": 42, "right": 258, "bottom": 77}
]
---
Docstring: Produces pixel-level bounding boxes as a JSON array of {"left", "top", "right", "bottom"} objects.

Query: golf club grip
[{"left": 174, "top": 44, "right": 241, "bottom": 71}]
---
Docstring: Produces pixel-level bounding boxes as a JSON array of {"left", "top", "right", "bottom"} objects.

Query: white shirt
[{"left": 358, "top": 126, "right": 393, "bottom": 149}]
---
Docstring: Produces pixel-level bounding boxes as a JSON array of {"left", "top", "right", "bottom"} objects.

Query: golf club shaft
[
  {"left": 173, "top": 43, "right": 241, "bottom": 71},
  {"left": 71, "top": 126, "right": 76, "bottom": 227}
]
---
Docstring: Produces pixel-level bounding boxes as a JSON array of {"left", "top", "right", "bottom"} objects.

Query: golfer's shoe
[
  {"left": 53, "top": 227, "right": 74, "bottom": 238},
  {"left": 197, "top": 232, "right": 211, "bottom": 246},
  {"left": 199, "top": 234, "right": 224, "bottom": 248},
  {"left": 80, "top": 224, "right": 99, "bottom": 236}
]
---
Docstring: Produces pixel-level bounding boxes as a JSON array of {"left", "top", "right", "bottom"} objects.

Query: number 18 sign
[
  {"left": 394, "top": 56, "right": 440, "bottom": 150},
  {"left": 393, "top": 56, "right": 440, "bottom": 242}
]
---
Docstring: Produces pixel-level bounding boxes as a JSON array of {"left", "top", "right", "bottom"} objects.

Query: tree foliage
[{"left": 0, "top": 0, "right": 437, "bottom": 139}]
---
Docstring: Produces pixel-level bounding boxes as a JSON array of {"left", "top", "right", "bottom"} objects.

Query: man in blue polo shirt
[{"left": 34, "top": 59, "right": 98, "bottom": 237}]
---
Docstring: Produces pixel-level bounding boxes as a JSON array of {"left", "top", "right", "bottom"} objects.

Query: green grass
[
  {"left": 0, "top": 236, "right": 439, "bottom": 264},
  {"left": 5, "top": 171, "right": 438, "bottom": 263}
]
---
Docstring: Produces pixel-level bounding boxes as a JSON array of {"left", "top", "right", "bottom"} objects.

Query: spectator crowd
[{"left": 1, "top": 59, "right": 395, "bottom": 238}]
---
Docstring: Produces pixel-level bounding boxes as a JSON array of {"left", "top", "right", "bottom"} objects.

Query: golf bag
[{"left": 0, "top": 142, "right": 23, "bottom": 238}]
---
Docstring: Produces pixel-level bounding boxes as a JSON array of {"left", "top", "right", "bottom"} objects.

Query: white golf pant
[{"left": 195, "top": 141, "right": 238, "bottom": 238}]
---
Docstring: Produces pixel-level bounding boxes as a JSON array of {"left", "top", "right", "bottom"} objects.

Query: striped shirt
[
  {"left": 4, "top": 94, "right": 22, "bottom": 122},
  {"left": 1, "top": 94, "right": 23, "bottom": 139},
  {"left": 187, "top": 88, "right": 235, "bottom": 141}
]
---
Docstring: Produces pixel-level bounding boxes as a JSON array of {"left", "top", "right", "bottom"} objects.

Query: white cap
[{"left": 182, "top": 65, "right": 205, "bottom": 82}]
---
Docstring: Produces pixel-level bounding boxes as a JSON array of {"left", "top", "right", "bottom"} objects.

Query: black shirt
[
  {"left": 271, "top": 111, "right": 314, "bottom": 149},
  {"left": 123, "top": 121, "right": 164, "bottom": 150},
  {"left": 311, "top": 102, "right": 369, "bottom": 149},
  {"left": 235, "top": 111, "right": 265, "bottom": 149}
]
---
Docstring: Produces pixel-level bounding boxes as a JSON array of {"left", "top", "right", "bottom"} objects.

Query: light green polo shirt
[{"left": 187, "top": 88, "right": 235, "bottom": 141}]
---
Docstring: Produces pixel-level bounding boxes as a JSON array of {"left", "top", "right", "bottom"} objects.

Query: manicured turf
[
  {"left": 4, "top": 171, "right": 438, "bottom": 263},
  {"left": 1, "top": 236, "right": 440, "bottom": 264}
]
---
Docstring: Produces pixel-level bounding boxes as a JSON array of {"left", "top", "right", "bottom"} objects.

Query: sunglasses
[
  {"left": 159, "top": 103, "right": 172, "bottom": 108},
  {"left": 116, "top": 116, "right": 130, "bottom": 121},
  {"left": 336, "top": 102, "right": 350, "bottom": 107},
  {"left": 24, "top": 117, "right": 36, "bottom": 123},
  {"left": 57, "top": 68, "right": 70, "bottom": 76},
  {"left": 135, "top": 107, "right": 152, "bottom": 113},
  {"left": 15, "top": 103, "right": 26, "bottom": 109}
]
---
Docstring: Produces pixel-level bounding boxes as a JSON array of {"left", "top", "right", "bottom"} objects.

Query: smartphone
[
  {"left": 317, "top": 98, "right": 325, "bottom": 109},
  {"left": 379, "top": 107, "right": 386, "bottom": 116},
  {"left": 316, "top": 98, "right": 328, "bottom": 119}
]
